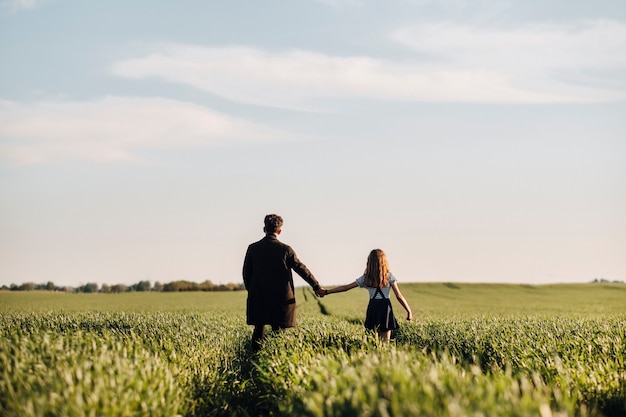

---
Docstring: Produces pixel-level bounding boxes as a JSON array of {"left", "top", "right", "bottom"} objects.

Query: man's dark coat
[{"left": 243, "top": 234, "right": 320, "bottom": 328}]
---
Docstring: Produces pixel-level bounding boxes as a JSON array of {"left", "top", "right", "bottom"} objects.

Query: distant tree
[
  {"left": 111, "top": 284, "right": 127, "bottom": 293},
  {"left": 591, "top": 278, "right": 623, "bottom": 284},
  {"left": 199, "top": 280, "right": 215, "bottom": 291},
  {"left": 163, "top": 281, "right": 184, "bottom": 292},
  {"left": 158, "top": 280, "right": 244, "bottom": 292},
  {"left": 223, "top": 283, "right": 245, "bottom": 291},
  {"left": 3, "top": 279, "right": 245, "bottom": 293},
  {"left": 80, "top": 283, "right": 99, "bottom": 293},
  {"left": 163, "top": 280, "right": 200, "bottom": 292}
]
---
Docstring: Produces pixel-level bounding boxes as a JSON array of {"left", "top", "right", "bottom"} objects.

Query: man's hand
[{"left": 315, "top": 287, "right": 327, "bottom": 297}]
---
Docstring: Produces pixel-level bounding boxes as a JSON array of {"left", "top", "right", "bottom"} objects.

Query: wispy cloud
[
  {"left": 312, "top": 0, "right": 365, "bottom": 9},
  {"left": 0, "top": 96, "right": 289, "bottom": 165},
  {"left": 111, "top": 45, "right": 568, "bottom": 109},
  {"left": 391, "top": 19, "right": 626, "bottom": 95},
  {"left": 111, "top": 19, "right": 626, "bottom": 108},
  {"left": 0, "top": 0, "right": 46, "bottom": 12}
]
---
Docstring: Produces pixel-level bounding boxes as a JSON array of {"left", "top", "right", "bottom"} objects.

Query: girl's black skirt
[{"left": 364, "top": 298, "right": 399, "bottom": 331}]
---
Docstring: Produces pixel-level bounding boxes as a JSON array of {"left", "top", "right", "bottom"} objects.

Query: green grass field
[{"left": 1, "top": 283, "right": 625, "bottom": 416}]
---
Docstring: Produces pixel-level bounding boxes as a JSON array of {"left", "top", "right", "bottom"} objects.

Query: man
[{"left": 243, "top": 214, "right": 325, "bottom": 350}]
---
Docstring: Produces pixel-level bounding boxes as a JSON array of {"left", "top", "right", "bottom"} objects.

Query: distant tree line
[
  {"left": 0, "top": 279, "right": 245, "bottom": 293},
  {"left": 591, "top": 278, "right": 624, "bottom": 284}
]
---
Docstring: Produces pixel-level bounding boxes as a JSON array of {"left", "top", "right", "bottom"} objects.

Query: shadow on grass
[
  {"left": 186, "top": 326, "right": 373, "bottom": 416},
  {"left": 187, "top": 336, "right": 302, "bottom": 417},
  {"left": 188, "top": 338, "right": 286, "bottom": 417}
]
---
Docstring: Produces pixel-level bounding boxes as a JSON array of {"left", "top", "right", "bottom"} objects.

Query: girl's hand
[{"left": 407, "top": 314, "right": 413, "bottom": 321}]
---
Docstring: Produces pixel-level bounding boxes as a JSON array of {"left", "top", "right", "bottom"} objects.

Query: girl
[{"left": 324, "top": 249, "right": 412, "bottom": 341}]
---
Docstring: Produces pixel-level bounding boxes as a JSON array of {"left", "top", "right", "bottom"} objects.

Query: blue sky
[{"left": 1, "top": 0, "right": 625, "bottom": 288}]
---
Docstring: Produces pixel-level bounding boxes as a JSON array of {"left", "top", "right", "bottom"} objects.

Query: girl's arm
[
  {"left": 391, "top": 282, "right": 413, "bottom": 321},
  {"left": 325, "top": 281, "right": 358, "bottom": 295}
]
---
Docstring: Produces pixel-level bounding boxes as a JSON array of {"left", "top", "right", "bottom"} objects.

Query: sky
[{"left": 1, "top": 0, "right": 625, "bottom": 288}]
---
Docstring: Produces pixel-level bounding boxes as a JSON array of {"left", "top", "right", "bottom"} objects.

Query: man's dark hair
[{"left": 264, "top": 214, "right": 283, "bottom": 234}]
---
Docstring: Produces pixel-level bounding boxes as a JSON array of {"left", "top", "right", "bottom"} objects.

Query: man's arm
[
  {"left": 287, "top": 248, "right": 323, "bottom": 293},
  {"left": 242, "top": 246, "right": 253, "bottom": 289}
]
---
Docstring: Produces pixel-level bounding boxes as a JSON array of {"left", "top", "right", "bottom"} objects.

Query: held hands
[{"left": 315, "top": 287, "right": 327, "bottom": 298}]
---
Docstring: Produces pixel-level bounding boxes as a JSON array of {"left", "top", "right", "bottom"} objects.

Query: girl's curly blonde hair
[{"left": 363, "top": 249, "right": 390, "bottom": 288}]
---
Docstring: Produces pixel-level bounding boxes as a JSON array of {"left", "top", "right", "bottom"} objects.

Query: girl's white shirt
[{"left": 355, "top": 273, "right": 397, "bottom": 299}]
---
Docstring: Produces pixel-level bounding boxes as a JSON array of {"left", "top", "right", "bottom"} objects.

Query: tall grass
[{"left": 1, "top": 284, "right": 625, "bottom": 416}]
